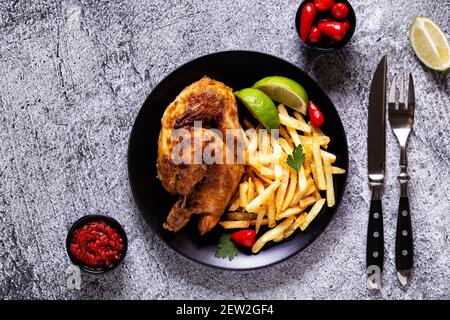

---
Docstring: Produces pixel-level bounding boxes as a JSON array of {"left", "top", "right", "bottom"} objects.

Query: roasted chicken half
[{"left": 157, "top": 77, "right": 244, "bottom": 235}]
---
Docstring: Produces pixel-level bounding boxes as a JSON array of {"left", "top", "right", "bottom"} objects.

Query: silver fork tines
[
  {"left": 398, "top": 74, "right": 405, "bottom": 109},
  {"left": 388, "top": 74, "right": 414, "bottom": 147}
]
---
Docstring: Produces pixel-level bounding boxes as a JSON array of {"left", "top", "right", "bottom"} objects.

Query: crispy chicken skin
[{"left": 157, "top": 77, "right": 244, "bottom": 235}]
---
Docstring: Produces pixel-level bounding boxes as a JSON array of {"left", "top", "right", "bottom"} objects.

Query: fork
[{"left": 388, "top": 73, "right": 415, "bottom": 286}]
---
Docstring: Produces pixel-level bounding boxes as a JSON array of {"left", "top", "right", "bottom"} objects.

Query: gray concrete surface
[{"left": 0, "top": 0, "right": 449, "bottom": 300}]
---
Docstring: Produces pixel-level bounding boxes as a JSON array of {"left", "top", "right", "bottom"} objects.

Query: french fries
[
  {"left": 246, "top": 180, "right": 280, "bottom": 213},
  {"left": 279, "top": 114, "right": 309, "bottom": 132},
  {"left": 287, "top": 126, "right": 301, "bottom": 146},
  {"left": 331, "top": 166, "right": 346, "bottom": 174},
  {"left": 293, "top": 112, "right": 311, "bottom": 133},
  {"left": 223, "top": 106, "right": 345, "bottom": 254},
  {"left": 282, "top": 169, "right": 298, "bottom": 210},
  {"left": 323, "top": 158, "right": 335, "bottom": 207},
  {"left": 226, "top": 212, "right": 257, "bottom": 220},
  {"left": 254, "top": 178, "right": 265, "bottom": 194},
  {"left": 272, "top": 234, "right": 285, "bottom": 243},
  {"left": 267, "top": 193, "right": 276, "bottom": 227},
  {"left": 220, "top": 220, "right": 251, "bottom": 229},
  {"left": 252, "top": 217, "right": 295, "bottom": 253},
  {"left": 228, "top": 193, "right": 240, "bottom": 212},
  {"left": 299, "top": 199, "right": 326, "bottom": 231},
  {"left": 299, "top": 135, "right": 330, "bottom": 148},
  {"left": 321, "top": 150, "right": 336, "bottom": 163},
  {"left": 275, "top": 170, "right": 289, "bottom": 213},
  {"left": 255, "top": 207, "right": 266, "bottom": 234},
  {"left": 239, "top": 182, "right": 249, "bottom": 208},
  {"left": 284, "top": 213, "right": 307, "bottom": 238},
  {"left": 277, "top": 206, "right": 303, "bottom": 220},
  {"left": 299, "top": 196, "right": 317, "bottom": 210},
  {"left": 220, "top": 219, "right": 269, "bottom": 229},
  {"left": 312, "top": 133, "right": 326, "bottom": 190},
  {"left": 247, "top": 178, "right": 255, "bottom": 203},
  {"left": 278, "top": 138, "right": 293, "bottom": 154},
  {"left": 278, "top": 105, "right": 310, "bottom": 132}
]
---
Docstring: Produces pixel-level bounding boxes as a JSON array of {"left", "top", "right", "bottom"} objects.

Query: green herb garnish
[
  {"left": 215, "top": 234, "right": 238, "bottom": 261},
  {"left": 286, "top": 144, "right": 305, "bottom": 172}
]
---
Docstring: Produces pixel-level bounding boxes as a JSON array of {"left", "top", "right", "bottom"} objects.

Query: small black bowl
[
  {"left": 66, "top": 215, "right": 128, "bottom": 274},
  {"left": 295, "top": 0, "right": 356, "bottom": 52}
]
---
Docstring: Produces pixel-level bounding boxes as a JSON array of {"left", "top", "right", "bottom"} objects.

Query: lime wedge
[
  {"left": 410, "top": 16, "right": 450, "bottom": 71},
  {"left": 253, "top": 76, "right": 309, "bottom": 115},
  {"left": 235, "top": 88, "right": 280, "bottom": 130}
]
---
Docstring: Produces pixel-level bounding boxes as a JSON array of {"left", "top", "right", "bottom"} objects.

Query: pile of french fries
[{"left": 219, "top": 104, "right": 346, "bottom": 254}]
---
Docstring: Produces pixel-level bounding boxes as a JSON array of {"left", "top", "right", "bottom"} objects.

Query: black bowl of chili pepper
[
  {"left": 66, "top": 215, "right": 128, "bottom": 274},
  {"left": 295, "top": 0, "right": 356, "bottom": 52}
]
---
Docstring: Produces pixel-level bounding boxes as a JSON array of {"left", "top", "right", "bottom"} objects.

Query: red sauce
[{"left": 70, "top": 220, "right": 124, "bottom": 268}]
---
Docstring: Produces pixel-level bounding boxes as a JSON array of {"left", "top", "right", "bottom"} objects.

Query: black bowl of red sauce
[
  {"left": 295, "top": 0, "right": 356, "bottom": 53},
  {"left": 66, "top": 215, "right": 128, "bottom": 274}
]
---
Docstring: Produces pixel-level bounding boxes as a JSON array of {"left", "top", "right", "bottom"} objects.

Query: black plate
[{"left": 128, "top": 51, "right": 348, "bottom": 270}]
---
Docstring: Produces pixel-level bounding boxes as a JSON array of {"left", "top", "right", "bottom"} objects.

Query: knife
[{"left": 366, "top": 56, "right": 387, "bottom": 290}]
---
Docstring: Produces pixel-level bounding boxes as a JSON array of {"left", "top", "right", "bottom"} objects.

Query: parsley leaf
[
  {"left": 215, "top": 234, "right": 238, "bottom": 261},
  {"left": 286, "top": 144, "right": 305, "bottom": 172}
]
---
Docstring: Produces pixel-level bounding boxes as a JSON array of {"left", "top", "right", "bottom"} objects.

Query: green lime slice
[
  {"left": 410, "top": 16, "right": 450, "bottom": 71},
  {"left": 235, "top": 88, "right": 280, "bottom": 130},
  {"left": 253, "top": 76, "right": 309, "bottom": 115}
]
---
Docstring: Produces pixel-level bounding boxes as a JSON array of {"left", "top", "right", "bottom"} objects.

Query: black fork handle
[{"left": 395, "top": 196, "right": 413, "bottom": 270}]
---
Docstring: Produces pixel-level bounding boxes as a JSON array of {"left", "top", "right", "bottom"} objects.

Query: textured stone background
[{"left": 0, "top": 0, "right": 449, "bottom": 300}]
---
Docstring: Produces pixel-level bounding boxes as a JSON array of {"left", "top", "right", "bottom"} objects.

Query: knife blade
[
  {"left": 366, "top": 55, "right": 387, "bottom": 290},
  {"left": 368, "top": 56, "right": 387, "bottom": 181}
]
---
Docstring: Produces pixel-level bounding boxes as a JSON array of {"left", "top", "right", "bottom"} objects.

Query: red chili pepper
[
  {"left": 314, "top": 0, "right": 335, "bottom": 11},
  {"left": 300, "top": 3, "right": 317, "bottom": 43},
  {"left": 331, "top": 2, "right": 349, "bottom": 20},
  {"left": 318, "top": 21, "right": 347, "bottom": 42},
  {"left": 308, "top": 26, "right": 322, "bottom": 43},
  {"left": 342, "top": 19, "right": 351, "bottom": 31},
  {"left": 308, "top": 101, "right": 324, "bottom": 127},
  {"left": 319, "top": 17, "right": 332, "bottom": 23},
  {"left": 230, "top": 229, "right": 256, "bottom": 248}
]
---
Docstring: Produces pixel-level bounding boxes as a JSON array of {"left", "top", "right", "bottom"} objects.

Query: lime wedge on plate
[
  {"left": 253, "top": 76, "right": 309, "bottom": 115},
  {"left": 235, "top": 88, "right": 280, "bottom": 130},
  {"left": 410, "top": 16, "right": 450, "bottom": 71}
]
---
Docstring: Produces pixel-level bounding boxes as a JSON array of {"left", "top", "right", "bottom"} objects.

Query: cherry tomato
[
  {"left": 314, "top": 0, "right": 335, "bottom": 11},
  {"left": 318, "top": 21, "right": 347, "bottom": 42},
  {"left": 331, "top": 2, "right": 349, "bottom": 20},
  {"left": 308, "top": 101, "right": 324, "bottom": 127},
  {"left": 230, "top": 229, "right": 256, "bottom": 248},
  {"left": 300, "top": 3, "right": 317, "bottom": 43},
  {"left": 308, "top": 26, "right": 322, "bottom": 43}
]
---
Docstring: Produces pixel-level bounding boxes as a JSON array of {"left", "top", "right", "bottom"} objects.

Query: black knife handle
[
  {"left": 367, "top": 198, "right": 384, "bottom": 273},
  {"left": 395, "top": 196, "right": 413, "bottom": 270}
]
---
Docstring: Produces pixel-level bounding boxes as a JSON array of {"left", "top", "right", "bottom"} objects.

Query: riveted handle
[
  {"left": 395, "top": 196, "right": 413, "bottom": 270},
  {"left": 367, "top": 198, "right": 384, "bottom": 273}
]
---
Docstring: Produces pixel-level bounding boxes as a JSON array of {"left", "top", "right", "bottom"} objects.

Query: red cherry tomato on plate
[
  {"left": 300, "top": 3, "right": 317, "bottom": 43},
  {"left": 318, "top": 21, "right": 347, "bottom": 42},
  {"left": 308, "top": 101, "right": 325, "bottom": 127},
  {"left": 230, "top": 229, "right": 256, "bottom": 248},
  {"left": 314, "top": 0, "right": 335, "bottom": 11},
  {"left": 331, "top": 2, "right": 349, "bottom": 20},
  {"left": 308, "top": 26, "right": 322, "bottom": 43}
]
